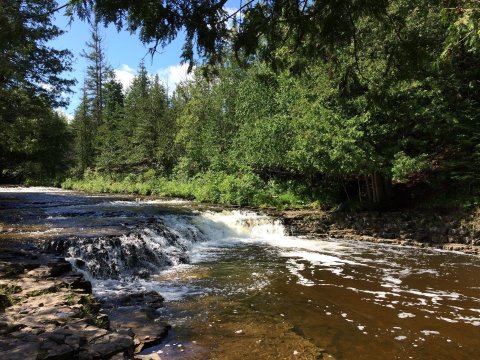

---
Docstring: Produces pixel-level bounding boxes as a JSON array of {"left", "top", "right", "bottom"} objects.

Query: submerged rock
[
  {"left": 102, "top": 290, "right": 170, "bottom": 354},
  {"left": 107, "top": 307, "right": 170, "bottom": 354}
]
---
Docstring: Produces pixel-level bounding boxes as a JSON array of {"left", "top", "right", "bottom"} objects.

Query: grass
[
  {"left": 62, "top": 170, "right": 330, "bottom": 209},
  {"left": 0, "top": 284, "right": 22, "bottom": 310},
  {"left": 25, "top": 284, "right": 62, "bottom": 298},
  {"left": 79, "top": 295, "right": 109, "bottom": 329}
]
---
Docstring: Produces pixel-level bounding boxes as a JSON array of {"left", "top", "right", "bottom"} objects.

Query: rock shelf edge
[{"left": 0, "top": 243, "right": 169, "bottom": 360}]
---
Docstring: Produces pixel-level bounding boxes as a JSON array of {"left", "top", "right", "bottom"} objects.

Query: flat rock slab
[
  {"left": 0, "top": 248, "right": 135, "bottom": 359},
  {"left": 108, "top": 306, "right": 170, "bottom": 353}
]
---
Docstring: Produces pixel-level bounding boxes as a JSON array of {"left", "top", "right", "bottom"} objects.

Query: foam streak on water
[{"left": 62, "top": 209, "right": 480, "bottom": 332}]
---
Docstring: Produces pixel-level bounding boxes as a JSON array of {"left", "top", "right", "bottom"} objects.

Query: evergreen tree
[
  {"left": 96, "top": 75, "right": 125, "bottom": 172},
  {"left": 82, "top": 20, "right": 111, "bottom": 128},
  {"left": 150, "top": 75, "right": 172, "bottom": 172},
  {"left": 0, "top": 0, "right": 74, "bottom": 182},
  {"left": 0, "top": 0, "right": 74, "bottom": 119},
  {"left": 71, "top": 82, "right": 94, "bottom": 174},
  {"left": 124, "top": 61, "right": 151, "bottom": 166}
]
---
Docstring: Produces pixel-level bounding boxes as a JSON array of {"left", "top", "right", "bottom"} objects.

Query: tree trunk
[
  {"left": 357, "top": 177, "right": 362, "bottom": 202},
  {"left": 370, "top": 172, "right": 393, "bottom": 203},
  {"left": 364, "top": 174, "right": 372, "bottom": 201}
]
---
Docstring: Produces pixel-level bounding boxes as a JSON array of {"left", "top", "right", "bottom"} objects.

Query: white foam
[
  {"left": 0, "top": 186, "right": 70, "bottom": 193},
  {"left": 420, "top": 330, "right": 440, "bottom": 336},
  {"left": 383, "top": 276, "right": 402, "bottom": 285},
  {"left": 286, "top": 259, "right": 315, "bottom": 287},
  {"left": 92, "top": 277, "right": 206, "bottom": 302},
  {"left": 398, "top": 312, "right": 416, "bottom": 319}
]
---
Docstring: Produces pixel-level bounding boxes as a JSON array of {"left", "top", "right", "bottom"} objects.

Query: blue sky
[{"left": 50, "top": 3, "right": 240, "bottom": 119}]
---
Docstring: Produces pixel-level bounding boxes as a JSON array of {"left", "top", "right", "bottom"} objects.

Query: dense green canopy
[
  {"left": 0, "top": 0, "right": 74, "bottom": 183},
  {"left": 63, "top": 0, "right": 480, "bottom": 208},
  {"left": 1, "top": 0, "right": 479, "bottom": 209}
]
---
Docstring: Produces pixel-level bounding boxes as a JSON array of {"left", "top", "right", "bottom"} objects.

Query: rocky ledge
[
  {"left": 276, "top": 210, "right": 480, "bottom": 255},
  {"left": 0, "top": 243, "right": 169, "bottom": 359}
]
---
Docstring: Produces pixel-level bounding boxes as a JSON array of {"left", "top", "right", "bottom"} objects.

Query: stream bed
[{"left": 1, "top": 187, "right": 480, "bottom": 359}]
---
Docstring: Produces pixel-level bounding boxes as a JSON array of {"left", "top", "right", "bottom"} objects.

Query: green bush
[{"left": 61, "top": 169, "right": 333, "bottom": 209}]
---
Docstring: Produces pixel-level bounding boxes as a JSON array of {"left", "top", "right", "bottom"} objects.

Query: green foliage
[
  {"left": 392, "top": 152, "right": 429, "bottom": 184},
  {"left": 0, "top": 284, "right": 22, "bottom": 309},
  {"left": 0, "top": 0, "right": 74, "bottom": 116},
  {"left": 69, "top": 0, "right": 389, "bottom": 69},
  {"left": 1, "top": 109, "right": 72, "bottom": 184},
  {"left": 0, "top": 0, "right": 74, "bottom": 184},
  {"left": 62, "top": 171, "right": 319, "bottom": 208}
]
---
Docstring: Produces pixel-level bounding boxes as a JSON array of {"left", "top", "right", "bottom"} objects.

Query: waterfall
[{"left": 46, "top": 210, "right": 287, "bottom": 280}]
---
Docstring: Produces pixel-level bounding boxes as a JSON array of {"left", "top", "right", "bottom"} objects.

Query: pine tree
[
  {"left": 96, "top": 75, "right": 125, "bottom": 172},
  {"left": 81, "top": 20, "right": 111, "bottom": 128},
  {"left": 0, "top": 0, "right": 74, "bottom": 182},
  {"left": 149, "top": 75, "right": 172, "bottom": 172},
  {"left": 124, "top": 61, "right": 152, "bottom": 167},
  {"left": 71, "top": 82, "right": 94, "bottom": 174}
]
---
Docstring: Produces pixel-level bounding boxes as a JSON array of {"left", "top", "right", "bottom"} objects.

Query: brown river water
[{"left": 1, "top": 187, "right": 479, "bottom": 359}]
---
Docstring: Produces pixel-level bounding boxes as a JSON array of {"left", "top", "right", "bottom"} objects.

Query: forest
[{"left": 1, "top": 0, "right": 479, "bottom": 209}]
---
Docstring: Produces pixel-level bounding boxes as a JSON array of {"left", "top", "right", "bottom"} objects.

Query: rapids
[{"left": 1, "top": 187, "right": 480, "bottom": 359}]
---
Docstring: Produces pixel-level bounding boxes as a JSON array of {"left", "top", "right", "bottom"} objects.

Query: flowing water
[{"left": 1, "top": 187, "right": 480, "bottom": 359}]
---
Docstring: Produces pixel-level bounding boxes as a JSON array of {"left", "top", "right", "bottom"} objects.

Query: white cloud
[
  {"left": 113, "top": 63, "right": 194, "bottom": 94},
  {"left": 114, "top": 64, "right": 136, "bottom": 90},
  {"left": 55, "top": 108, "right": 74, "bottom": 122},
  {"left": 156, "top": 63, "right": 195, "bottom": 94},
  {"left": 224, "top": 7, "right": 240, "bottom": 28}
]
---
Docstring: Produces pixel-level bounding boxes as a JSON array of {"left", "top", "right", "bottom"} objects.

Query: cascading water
[{"left": 46, "top": 210, "right": 287, "bottom": 280}]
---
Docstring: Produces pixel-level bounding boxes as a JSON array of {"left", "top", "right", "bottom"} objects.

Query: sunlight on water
[{"left": 2, "top": 188, "right": 480, "bottom": 359}]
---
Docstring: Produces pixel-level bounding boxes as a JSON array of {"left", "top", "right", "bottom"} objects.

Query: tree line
[{"left": 2, "top": 0, "right": 479, "bottom": 208}]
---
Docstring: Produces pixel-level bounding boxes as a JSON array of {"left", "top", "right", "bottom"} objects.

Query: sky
[{"left": 50, "top": 2, "right": 242, "bottom": 120}]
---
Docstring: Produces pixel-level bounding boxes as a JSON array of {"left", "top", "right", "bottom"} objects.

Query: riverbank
[
  {"left": 0, "top": 240, "right": 170, "bottom": 360},
  {"left": 54, "top": 179, "right": 480, "bottom": 256},
  {"left": 271, "top": 209, "right": 480, "bottom": 255},
  {"left": 0, "top": 241, "right": 129, "bottom": 359}
]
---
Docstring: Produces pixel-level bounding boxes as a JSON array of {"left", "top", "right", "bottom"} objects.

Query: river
[{"left": 1, "top": 187, "right": 479, "bottom": 359}]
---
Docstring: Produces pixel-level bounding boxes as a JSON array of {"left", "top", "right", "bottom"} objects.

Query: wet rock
[
  {"left": 66, "top": 275, "right": 93, "bottom": 294},
  {"left": 0, "top": 248, "right": 136, "bottom": 360},
  {"left": 107, "top": 306, "right": 170, "bottom": 353},
  {"left": 279, "top": 209, "right": 480, "bottom": 255},
  {"left": 74, "top": 259, "right": 86, "bottom": 268},
  {"left": 134, "top": 270, "right": 150, "bottom": 279},
  {"left": 143, "top": 292, "right": 165, "bottom": 309},
  {"left": 110, "top": 291, "right": 164, "bottom": 309},
  {"left": 48, "top": 260, "right": 72, "bottom": 277}
]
